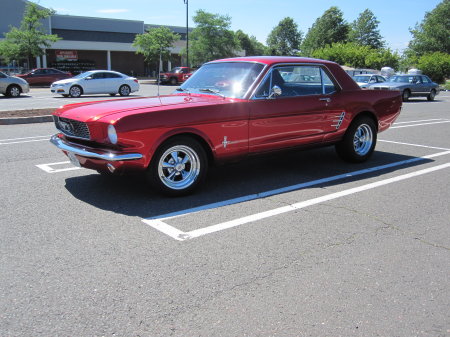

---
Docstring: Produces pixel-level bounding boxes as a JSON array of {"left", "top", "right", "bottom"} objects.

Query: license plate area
[{"left": 67, "top": 151, "right": 81, "bottom": 167}]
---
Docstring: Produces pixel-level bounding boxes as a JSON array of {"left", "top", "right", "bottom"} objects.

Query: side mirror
[{"left": 268, "top": 85, "right": 282, "bottom": 99}]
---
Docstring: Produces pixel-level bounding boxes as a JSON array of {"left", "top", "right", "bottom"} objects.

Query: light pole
[{"left": 183, "top": 0, "right": 189, "bottom": 68}]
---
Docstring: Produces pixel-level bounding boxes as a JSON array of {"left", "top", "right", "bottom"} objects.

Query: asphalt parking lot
[
  {"left": 1, "top": 94, "right": 449, "bottom": 336},
  {"left": 0, "top": 81, "right": 175, "bottom": 112}
]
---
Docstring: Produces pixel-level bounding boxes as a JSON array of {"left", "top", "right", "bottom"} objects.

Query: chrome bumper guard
[{"left": 50, "top": 135, "right": 143, "bottom": 161}]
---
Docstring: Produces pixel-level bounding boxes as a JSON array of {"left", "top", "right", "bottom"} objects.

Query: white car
[
  {"left": 0, "top": 71, "right": 30, "bottom": 97},
  {"left": 352, "top": 74, "right": 386, "bottom": 89},
  {"left": 51, "top": 70, "right": 139, "bottom": 97}
]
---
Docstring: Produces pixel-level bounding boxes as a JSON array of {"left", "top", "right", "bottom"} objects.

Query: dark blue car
[{"left": 369, "top": 74, "right": 439, "bottom": 102}]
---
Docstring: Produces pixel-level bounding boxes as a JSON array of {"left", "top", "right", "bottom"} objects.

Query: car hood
[
  {"left": 53, "top": 94, "right": 237, "bottom": 123},
  {"left": 53, "top": 78, "right": 78, "bottom": 85},
  {"left": 373, "top": 82, "right": 406, "bottom": 88}
]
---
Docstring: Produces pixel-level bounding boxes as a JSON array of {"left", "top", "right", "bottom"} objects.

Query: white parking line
[
  {"left": 390, "top": 120, "right": 450, "bottom": 129},
  {"left": 36, "top": 161, "right": 83, "bottom": 173},
  {"left": 0, "top": 135, "right": 51, "bottom": 145},
  {"left": 394, "top": 119, "right": 445, "bottom": 124},
  {"left": 143, "top": 149, "right": 450, "bottom": 241},
  {"left": 144, "top": 161, "right": 450, "bottom": 241},
  {"left": 379, "top": 140, "right": 450, "bottom": 151}
]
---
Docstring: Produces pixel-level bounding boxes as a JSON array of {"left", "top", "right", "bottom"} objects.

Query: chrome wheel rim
[
  {"left": 70, "top": 86, "right": 81, "bottom": 97},
  {"left": 158, "top": 145, "right": 200, "bottom": 190},
  {"left": 120, "top": 85, "right": 130, "bottom": 96},
  {"left": 353, "top": 124, "right": 373, "bottom": 155},
  {"left": 10, "top": 86, "right": 20, "bottom": 97}
]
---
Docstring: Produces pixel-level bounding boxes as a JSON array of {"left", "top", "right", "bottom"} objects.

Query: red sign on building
[{"left": 56, "top": 50, "right": 78, "bottom": 61}]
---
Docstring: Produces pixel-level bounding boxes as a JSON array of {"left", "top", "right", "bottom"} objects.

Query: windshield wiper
[
  {"left": 199, "top": 88, "right": 225, "bottom": 98},
  {"left": 176, "top": 88, "right": 189, "bottom": 92}
]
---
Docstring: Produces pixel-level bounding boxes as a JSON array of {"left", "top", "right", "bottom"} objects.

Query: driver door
[{"left": 249, "top": 65, "right": 345, "bottom": 153}]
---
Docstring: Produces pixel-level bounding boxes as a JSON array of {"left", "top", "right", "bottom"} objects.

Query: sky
[{"left": 34, "top": 0, "right": 443, "bottom": 52}]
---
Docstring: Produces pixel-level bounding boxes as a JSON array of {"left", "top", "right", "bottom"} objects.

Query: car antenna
[{"left": 157, "top": 49, "right": 162, "bottom": 97}]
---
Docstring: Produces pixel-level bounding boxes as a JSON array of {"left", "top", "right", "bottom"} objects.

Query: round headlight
[{"left": 108, "top": 124, "right": 118, "bottom": 144}]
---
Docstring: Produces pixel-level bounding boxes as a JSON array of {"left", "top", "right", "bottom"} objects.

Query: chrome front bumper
[{"left": 50, "top": 135, "right": 143, "bottom": 161}]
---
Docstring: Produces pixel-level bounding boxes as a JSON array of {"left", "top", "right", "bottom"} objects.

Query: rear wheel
[
  {"left": 147, "top": 136, "right": 208, "bottom": 196},
  {"left": 6, "top": 85, "right": 21, "bottom": 97},
  {"left": 69, "top": 85, "right": 82, "bottom": 98},
  {"left": 119, "top": 85, "right": 130, "bottom": 96},
  {"left": 402, "top": 89, "right": 410, "bottom": 102},
  {"left": 427, "top": 89, "right": 436, "bottom": 101},
  {"left": 335, "top": 116, "right": 377, "bottom": 163},
  {"left": 170, "top": 77, "right": 178, "bottom": 85}
]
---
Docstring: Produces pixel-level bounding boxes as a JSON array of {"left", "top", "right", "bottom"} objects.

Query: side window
[
  {"left": 421, "top": 76, "right": 431, "bottom": 83},
  {"left": 321, "top": 69, "right": 336, "bottom": 94},
  {"left": 254, "top": 65, "right": 336, "bottom": 98},
  {"left": 92, "top": 73, "right": 105, "bottom": 79}
]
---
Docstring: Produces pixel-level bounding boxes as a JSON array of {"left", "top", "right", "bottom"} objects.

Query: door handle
[{"left": 319, "top": 98, "right": 331, "bottom": 103}]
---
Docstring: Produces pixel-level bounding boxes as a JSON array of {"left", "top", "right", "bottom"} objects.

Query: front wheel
[
  {"left": 427, "top": 89, "right": 436, "bottom": 101},
  {"left": 402, "top": 89, "right": 410, "bottom": 102},
  {"left": 335, "top": 116, "right": 377, "bottom": 163},
  {"left": 69, "top": 85, "right": 82, "bottom": 98},
  {"left": 147, "top": 137, "right": 208, "bottom": 196}
]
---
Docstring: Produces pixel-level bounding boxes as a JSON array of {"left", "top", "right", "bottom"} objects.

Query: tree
[
  {"left": 301, "top": 7, "right": 349, "bottom": 56},
  {"left": 408, "top": 0, "right": 450, "bottom": 55},
  {"left": 189, "top": 10, "right": 239, "bottom": 65},
  {"left": 349, "top": 9, "right": 384, "bottom": 49},
  {"left": 266, "top": 17, "right": 302, "bottom": 56},
  {"left": 312, "top": 42, "right": 399, "bottom": 69},
  {"left": 236, "top": 30, "right": 267, "bottom": 56},
  {"left": 133, "top": 26, "right": 180, "bottom": 73},
  {"left": 0, "top": 3, "right": 60, "bottom": 68},
  {"left": 417, "top": 52, "right": 450, "bottom": 83}
]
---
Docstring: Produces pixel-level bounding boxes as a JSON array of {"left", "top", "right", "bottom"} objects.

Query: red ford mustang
[{"left": 50, "top": 56, "right": 402, "bottom": 196}]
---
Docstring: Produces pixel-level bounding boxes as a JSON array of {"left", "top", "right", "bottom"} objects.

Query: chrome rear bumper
[{"left": 50, "top": 135, "right": 143, "bottom": 161}]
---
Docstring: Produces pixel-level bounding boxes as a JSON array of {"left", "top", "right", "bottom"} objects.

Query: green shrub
[{"left": 417, "top": 52, "right": 450, "bottom": 83}]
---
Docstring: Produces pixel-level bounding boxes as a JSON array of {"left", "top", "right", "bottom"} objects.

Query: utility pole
[{"left": 183, "top": 0, "right": 189, "bottom": 67}]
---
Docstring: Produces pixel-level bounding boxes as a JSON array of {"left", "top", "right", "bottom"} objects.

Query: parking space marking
[
  {"left": 390, "top": 119, "right": 450, "bottom": 129},
  {"left": 0, "top": 135, "right": 51, "bottom": 145},
  {"left": 36, "top": 161, "right": 83, "bottom": 173},
  {"left": 143, "top": 149, "right": 450, "bottom": 241},
  {"left": 379, "top": 140, "right": 450, "bottom": 151},
  {"left": 394, "top": 119, "right": 445, "bottom": 125},
  {"left": 144, "top": 161, "right": 450, "bottom": 241}
]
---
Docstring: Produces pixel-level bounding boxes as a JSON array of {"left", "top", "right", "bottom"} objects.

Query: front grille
[{"left": 54, "top": 116, "right": 91, "bottom": 140}]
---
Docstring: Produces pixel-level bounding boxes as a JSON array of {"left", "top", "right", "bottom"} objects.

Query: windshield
[
  {"left": 72, "top": 71, "right": 95, "bottom": 79},
  {"left": 179, "top": 62, "right": 264, "bottom": 99},
  {"left": 168, "top": 67, "right": 182, "bottom": 74},
  {"left": 353, "top": 75, "right": 371, "bottom": 83},
  {"left": 0, "top": 71, "right": 7, "bottom": 78},
  {"left": 388, "top": 76, "right": 413, "bottom": 83}
]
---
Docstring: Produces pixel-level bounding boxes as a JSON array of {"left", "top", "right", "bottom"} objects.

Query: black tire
[
  {"left": 402, "top": 89, "right": 410, "bottom": 102},
  {"left": 119, "top": 85, "right": 130, "bottom": 96},
  {"left": 6, "top": 85, "right": 21, "bottom": 97},
  {"left": 170, "top": 77, "right": 178, "bottom": 85},
  {"left": 427, "top": 89, "right": 436, "bottom": 101},
  {"left": 147, "top": 136, "right": 208, "bottom": 196},
  {"left": 69, "top": 85, "right": 82, "bottom": 98},
  {"left": 335, "top": 116, "right": 377, "bottom": 163}
]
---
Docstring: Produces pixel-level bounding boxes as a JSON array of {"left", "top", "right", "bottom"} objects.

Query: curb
[{"left": 0, "top": 115, "right": 53, "bottom": 125}]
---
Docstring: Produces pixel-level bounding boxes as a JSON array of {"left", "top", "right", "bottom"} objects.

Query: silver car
[{"left": 0, "top": 71, "right": 30, "bottom": 97}]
